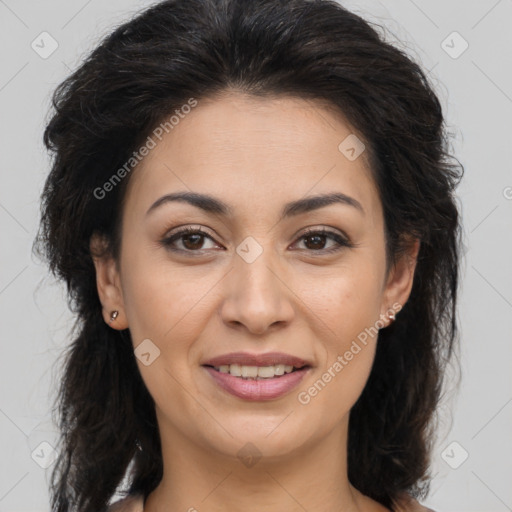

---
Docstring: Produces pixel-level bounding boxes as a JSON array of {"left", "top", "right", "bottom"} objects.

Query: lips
[
  {"left": 201, "top": 351, "right": 311, "bottom": 368},
  {"left": 201, "top": 352, "right": 312, "bottom": 401},
  {"left": 203, "top": 365, "right": 310, "bottom": 401}
]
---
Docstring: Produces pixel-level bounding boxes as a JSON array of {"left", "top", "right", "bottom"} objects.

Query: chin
[{"left": 200, "top": 413, "right": 318, "bottom": 459}]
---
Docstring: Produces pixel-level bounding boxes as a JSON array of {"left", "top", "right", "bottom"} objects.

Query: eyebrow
[{"left": 146, "top": 191, "right": 364, "bottom": 219}]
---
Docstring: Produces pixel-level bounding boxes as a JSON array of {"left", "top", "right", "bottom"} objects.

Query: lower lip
[{"left": 203, "top": 366, "right": 310, "bottom": 401}]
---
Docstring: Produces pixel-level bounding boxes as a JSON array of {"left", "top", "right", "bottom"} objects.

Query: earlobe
[
  {"left": 380, "top": 237, "right": 420, "bottom": 326},
  {"left": 89, "top": 233, "right": 128, "bottom": 330}
]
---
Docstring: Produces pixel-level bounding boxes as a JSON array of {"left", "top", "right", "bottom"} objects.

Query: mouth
[
  {"left": 203, "top": 363, "right": 310, "bottom": 380},
  {"left": 201, "top": 363, "right": 311, "bottom": 401}
]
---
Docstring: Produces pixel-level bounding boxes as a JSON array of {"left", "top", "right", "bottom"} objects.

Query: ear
[
  {"left": 90, "top": 232, "right": 128, "bottom": 330},
  {"left": 379, "top": 237, "right": 420, "bottom": 325}
]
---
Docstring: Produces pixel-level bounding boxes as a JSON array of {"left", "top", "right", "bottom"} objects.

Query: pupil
[
  {"left": 184, "top": 234, "right": 203, "bottom": 250},
  {"left": 306, "top": 234, "right": 325, "bottom": 250}
]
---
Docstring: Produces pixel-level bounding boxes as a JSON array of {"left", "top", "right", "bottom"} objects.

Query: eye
[
  {"left": 160, "top": 226, "right": 221, "bottom": 253},
  {"left": 160, "top": 225, "right": 353, "bottom": 255},
  {"left": 292, "top": 227, "right": 353, "bottom": 254}
]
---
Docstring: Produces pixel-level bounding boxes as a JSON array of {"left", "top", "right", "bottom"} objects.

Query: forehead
[{"left": 123, "top": 92, "right": 381, "bottom": 222}]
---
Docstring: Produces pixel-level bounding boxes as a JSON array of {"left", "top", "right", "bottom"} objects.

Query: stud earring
[
  {"left": 388, "top": 311, "right": 396, "bottom": 323},
  {"left": 109, "top": 310, "right": 119, "bottom": 323}
]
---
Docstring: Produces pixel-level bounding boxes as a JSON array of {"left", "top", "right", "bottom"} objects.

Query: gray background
[{"left": 1, "top": 0, "right": 511, "bottom": 510}]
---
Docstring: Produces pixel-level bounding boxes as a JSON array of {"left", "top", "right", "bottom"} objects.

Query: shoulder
[
  {"left": 393, "top": 492, "right": 437, "bottom": 512},
  {"left": 107, "top": 493, "right": 144, "bottom": 512}
]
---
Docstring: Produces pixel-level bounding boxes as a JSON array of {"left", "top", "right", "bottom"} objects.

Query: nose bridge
[
  {"left": 220, "top": 234, "right": 294, "bottom": 333},
  {"left": 234, "top": 234, "right": 283, "bottom": 303}
]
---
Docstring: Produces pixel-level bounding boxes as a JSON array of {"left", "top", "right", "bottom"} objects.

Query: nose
[{"left": 219, "top": 247, "right": 295, "bottom": 335}]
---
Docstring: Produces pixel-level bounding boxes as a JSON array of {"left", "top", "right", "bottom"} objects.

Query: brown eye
[
  {"left": 303, "top": 233, "right": 329, "bottom": 250},
  {"left": 181, "top": 232, "right": 206, "bottom": 250},
  {"left": 294, "top": 228, "right": 352, "bottom": 253},
  {"left": 161, "top": 226, "right": 221, "bottom": 253},
  {"left": 160, "top": 226, "right": 353, "bottom": 256}
]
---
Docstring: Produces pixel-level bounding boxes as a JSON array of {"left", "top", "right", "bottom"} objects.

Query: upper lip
[{"left": 202, "top": 352, "right": 311, "bottom": 368}]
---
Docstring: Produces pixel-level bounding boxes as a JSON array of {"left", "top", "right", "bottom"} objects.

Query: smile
[
  {"left": 202, "top": 364, "right": 311, "bottom": 401},
  {"left": 213, "top": 363, "right": 299, "bottom": 379}
]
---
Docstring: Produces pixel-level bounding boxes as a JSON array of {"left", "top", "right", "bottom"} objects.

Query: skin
[{"left": 91, "top": 91, "right": 419, "bottom": 512}]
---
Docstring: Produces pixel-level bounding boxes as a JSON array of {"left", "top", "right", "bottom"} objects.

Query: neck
[{"left": 143, "top": 409, "right": 390, "bottom": 512}]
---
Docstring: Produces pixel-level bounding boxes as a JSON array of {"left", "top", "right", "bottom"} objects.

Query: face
[{"left": 92, "top": 92, "right": 418, "bottom": 462}]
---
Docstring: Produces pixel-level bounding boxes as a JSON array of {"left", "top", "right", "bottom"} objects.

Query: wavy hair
[{"left": 33, "top": 0, "right": 464, "bottom": 510}]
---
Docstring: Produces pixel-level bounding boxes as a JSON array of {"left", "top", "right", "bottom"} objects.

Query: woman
[{"left": 34, "top": 0, "right": 463, "bottom": 511}]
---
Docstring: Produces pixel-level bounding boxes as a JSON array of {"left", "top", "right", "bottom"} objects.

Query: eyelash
[{"left": 160, "top": 226, "right": 354, "bottom": 255}]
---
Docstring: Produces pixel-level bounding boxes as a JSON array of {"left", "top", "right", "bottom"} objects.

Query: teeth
[
  {"left": 273, "top": 364, "right": 285, "bottom": 376},
  {"left": 214, "top": 364, "right": 298, "bottom": 379},
  {"left": 241, "top": 365, "right": 258, "bottom": 378}
]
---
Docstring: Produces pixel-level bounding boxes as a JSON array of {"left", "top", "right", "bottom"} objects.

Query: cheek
[
  {"left": 119, "top": 246, "right": 220, "bottom": 360},
  {"left": 120, "top": 243, "right": 186, "bottom": 334},
  {"left": 328, "top": 271, "right": 383, "bottom": 375},
  {"left": 118, "top": 250, "right": 212, "bottom": 412},
  {"left": 314, "top": 343, "right": 377, "bottom": 416},
  {"left": 299, "top": 261, "right": 383, "bottom": 341},
  {"left": 298, "top": 306, "right": 379, "bottom": 418},
  {"left": 295, "top": 266, "right": 382, "bottom": 411}
]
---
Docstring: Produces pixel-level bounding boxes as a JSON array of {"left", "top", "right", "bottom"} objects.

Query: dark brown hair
[{"left": 34, "top": 0, "right": 464, "bottom": 510}]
